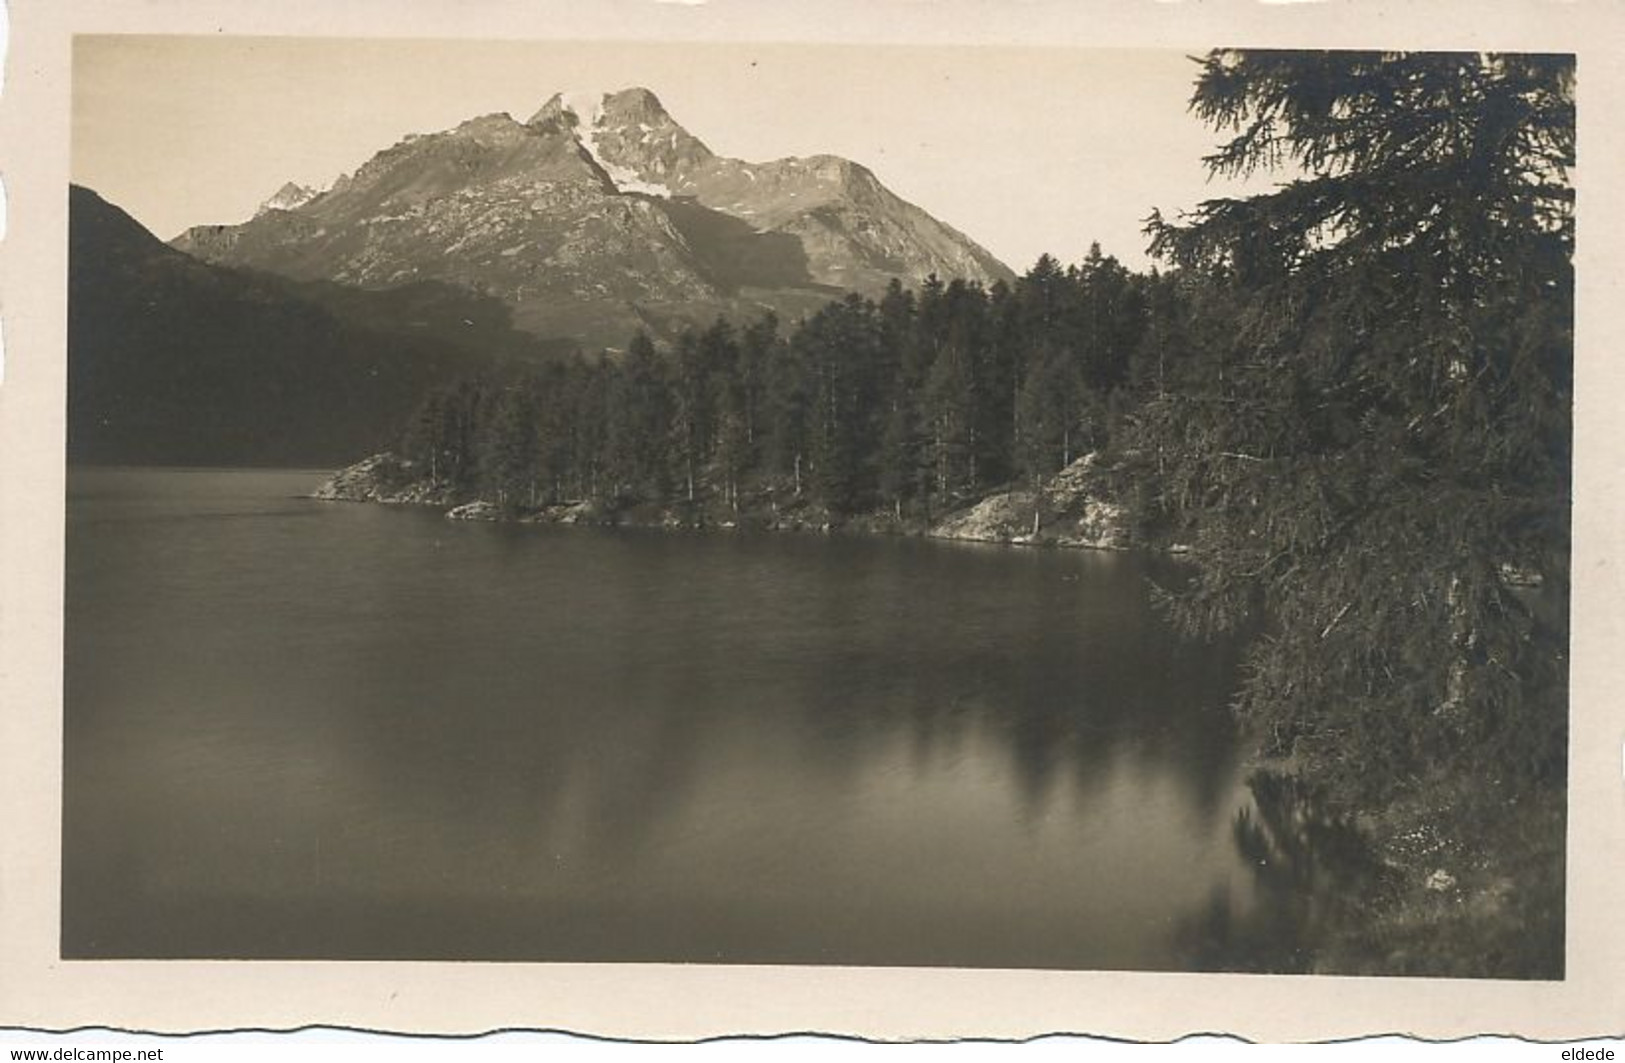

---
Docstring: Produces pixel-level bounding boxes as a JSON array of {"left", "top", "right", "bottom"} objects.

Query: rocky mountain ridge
[
  {"left": 174, "top": 87, "right": 1013, "bottom": 351},
  {"left": 532, "top": 89, "right": 1010, "bottom": 292},
  {"left": 257, "top": 181, "right": 321, "bottom": 215}
]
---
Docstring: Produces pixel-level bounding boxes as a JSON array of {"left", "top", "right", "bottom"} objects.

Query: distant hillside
[{"left": 69, "top": 185, "right": 556, "bottom": 467}]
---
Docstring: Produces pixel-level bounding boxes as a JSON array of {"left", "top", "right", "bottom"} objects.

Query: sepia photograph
[
  {"left": 11, "top": 0, "right": 1625, "bottom": 1047},
  {"left": 59, "top": 31, "right": 1574, "bottom": 982}
]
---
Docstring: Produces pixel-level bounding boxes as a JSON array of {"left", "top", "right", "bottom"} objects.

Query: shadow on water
[
  {"left": 1175, "top": 770, "right": 1387, "bottom": 973},
  {"left": 65, "top": 470, "right": 1313, "bottom": 967}
]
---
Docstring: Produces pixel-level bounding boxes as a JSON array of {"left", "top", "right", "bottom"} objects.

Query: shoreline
[{"left": 309, "top": 450, "right": 1157, "bottom": 554}]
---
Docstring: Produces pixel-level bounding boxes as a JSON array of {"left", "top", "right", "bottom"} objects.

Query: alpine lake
[{"left": 63, "top": 466, "right": 1361, "bottom": 970}]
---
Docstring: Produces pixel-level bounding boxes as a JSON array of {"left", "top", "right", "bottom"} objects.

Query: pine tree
[
  {"left": 876, "top": 282, "right": 928, "bottom": 520},
  {"left": 478, "top": 383, "right": 538, "bottom": 511},
  {"left": 1139, "top": 50, "right": 1574, "bottom": 817},
  {"left": 977, "top": 279, "right": 1022, "bottom": 486},
  {"left": 919, "top": 280, "right": 992, "bottom": 497},
  {"left": 530, "top": 361, "right": 575, "bottom": 504},
  {"left": 764, "top": 321, "right": 812, "bottom": 500},
  {"left": 738, "top": 313, "right": 780, "bottom": 464},
  {"left": 670, "top": 329, "right": 711, "bottom": 504},
  {"left": 800, "top": 294, "right": 880, "bottom": 514},
  {"left": 568, "top": 356, "right": 612, "bottom": 501},
  {"left": 608, "top": 330, "right": 672, "bottom": 502},
  {"left": 403, "top": 388, "right": 454, "bottom": 484},
  {"left": 706, "top": 318, "right": 751, "bottom": 512}
]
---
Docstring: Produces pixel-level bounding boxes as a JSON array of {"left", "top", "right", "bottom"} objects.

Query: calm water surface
[{"left": 64, "top": 467, "right": 1314, "bottom": 968}]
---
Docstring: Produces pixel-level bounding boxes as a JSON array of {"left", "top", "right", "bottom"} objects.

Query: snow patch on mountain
[
  {"left": 556, "top": 90, "right": 606, "bottom": 133},
  {"left": 255, "top": 181, "right": 322, "bottom": 217},
  {"left": 594, "top": 158, "right": 672, "bottom": 198},
  {"left": 556, "top": 90, "right": 672, "bottom": 198}
]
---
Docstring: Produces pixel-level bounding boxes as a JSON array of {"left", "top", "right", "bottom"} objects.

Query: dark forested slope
[{"left": 69, "top": 185, "right": 555, "bottom": 466}]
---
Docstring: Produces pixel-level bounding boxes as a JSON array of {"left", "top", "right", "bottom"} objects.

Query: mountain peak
[
  {"left": 602, "top": 86, "right": 669, "bottom": 122},
  {"left": 528, "top": 90, "right": 593, "bottom": 130},
  {"left": 456, "top": 111, "right": 521, "bottom": 130},
  {"left": 444, "top": 112, "right": 535, "bottom": 149},
  {"left": 257, "top": 180, "right": 321, "bottom": 216},
  {"left": 527, "top": 87, "right": 671, "bottom": 131},
  {"left": 527, "top": 87, "right": 711, "bottom": 198}
]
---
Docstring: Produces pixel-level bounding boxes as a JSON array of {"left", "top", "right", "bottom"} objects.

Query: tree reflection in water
[{"left": 1178, "top": 770, "right": 1388, "bottom": 973}]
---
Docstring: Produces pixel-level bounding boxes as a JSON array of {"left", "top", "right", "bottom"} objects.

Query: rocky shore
[
  {"left": 310, "top": 453, "right": 460, "bottom": 506},
  {"left": 311, "top": 451, "right": 1135, "bottom": 551}
]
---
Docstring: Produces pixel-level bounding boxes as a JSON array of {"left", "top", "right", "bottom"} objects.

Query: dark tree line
[{"left": 398, "top": 244, "right": 1159, "bottom": 521}]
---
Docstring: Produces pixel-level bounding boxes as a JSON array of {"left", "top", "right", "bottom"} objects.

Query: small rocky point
[
  {"left": 311, "top": 453, "right": 457, "bottom": 506},
  {"left": 929, "top": 454, "right": 1127, "bottom": 549}
]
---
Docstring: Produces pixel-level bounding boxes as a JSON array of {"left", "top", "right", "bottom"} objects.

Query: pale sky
[{"left": 72, "top": 36, "right": 1248, "bottom": 274}]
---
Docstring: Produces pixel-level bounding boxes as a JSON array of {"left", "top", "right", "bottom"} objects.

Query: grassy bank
[{"left": 1323, "top": 778, "right": 1566, "bottom": 979}]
